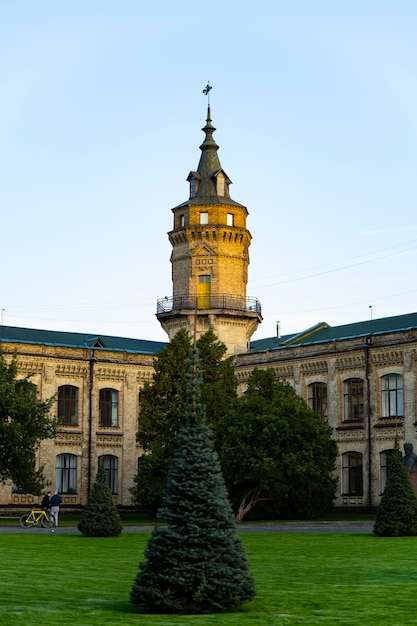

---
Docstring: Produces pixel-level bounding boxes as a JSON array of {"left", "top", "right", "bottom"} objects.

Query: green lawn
[{"left": 1, "top": 530, "right": 416, "bottom": 625}]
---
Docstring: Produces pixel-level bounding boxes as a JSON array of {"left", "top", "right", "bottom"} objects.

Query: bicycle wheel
[
  {"left": 19, "top": 514, "right": 34, "bottom": 528},
  {"left": 41, "top": 514, "right": 50, "bottom": 528}
]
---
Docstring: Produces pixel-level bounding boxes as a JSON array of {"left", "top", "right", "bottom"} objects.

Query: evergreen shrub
[
  {"left": 374, "top": 438, "right": 417, "bottom": 537},
  {"left": 78, "top": 464, "right": 122, "bottom": 537}
]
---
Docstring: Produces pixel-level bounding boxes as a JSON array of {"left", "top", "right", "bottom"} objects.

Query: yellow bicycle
[{"left": 19, "top": 509, "right": 55, "bottom": 528}]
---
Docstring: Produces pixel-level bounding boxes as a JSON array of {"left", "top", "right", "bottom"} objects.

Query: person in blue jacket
[{"left": 50, "top": 491, "right": 62, "bottom": 527}]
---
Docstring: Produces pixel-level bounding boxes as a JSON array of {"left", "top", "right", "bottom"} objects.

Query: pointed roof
[
  {"left": 196, "top": 105, "right": 222, "bottom": 179},
  {"left": 173, "top": 105, "right": 246, "bottom": 210}
]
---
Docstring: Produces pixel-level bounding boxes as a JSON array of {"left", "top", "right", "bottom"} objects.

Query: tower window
[
  {"left": 200, "top": 212, "right": 208, "bottom": 225},
  {"left": 179, "top": 214, "right": 185, "bottom": 227},
  {"left": 217, "top": 175, "right": 225, "bottom": 195},
  {"left": 227, "top": 213, "right": 234, "bottom": 226},
  {"left": 190, "top": 178, "right": 197, "bottom": 198}
]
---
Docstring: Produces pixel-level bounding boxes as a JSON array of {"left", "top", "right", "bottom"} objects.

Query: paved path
[{"left": 0, "top": 521, "right": 374, "bottom": 534}]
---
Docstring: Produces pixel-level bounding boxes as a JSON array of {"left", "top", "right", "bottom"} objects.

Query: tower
[{"left": 156, "top": 102, "right": 262, "bottom": 355}]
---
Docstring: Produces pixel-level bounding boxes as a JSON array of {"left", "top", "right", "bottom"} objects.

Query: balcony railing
[{"left": 157, "top": 294, "right": 262, "bottom": 316}]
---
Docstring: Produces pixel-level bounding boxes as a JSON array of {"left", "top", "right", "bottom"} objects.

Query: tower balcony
[{"left": 156, "top": 294, "right": 262, "bottom": 316}]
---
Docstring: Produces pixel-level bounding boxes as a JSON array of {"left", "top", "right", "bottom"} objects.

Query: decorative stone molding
[
  {"left": 55, "top": 433, "right": 83, "bottom": 446},
  {"left": 16, "top": 359, "right": 44, "bottom": 373},
  {"left": 372, "top": 350, "right": 403, "bottom": 365},
  {"left": 56, "top": 363, "right": 87, "bottom": 375},
  {"left": 336, "top": 431, "right": 365, "bottom": 443},
  {"left": 374, "top": 427, "right": 404, "bottom": 441},
  {"left": 300, "top": 361, "right": 327, "bottom": 374},
  {"left": 96, "top": 367, "right": 125, "bottom": 379},
  {"left": 96, "top": 435, "right": 123, "bottom": 447},
  {"left": 336, "top": 355, "right": 364, "bottom": 370}
]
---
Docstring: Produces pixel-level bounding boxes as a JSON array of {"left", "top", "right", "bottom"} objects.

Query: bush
[{"left": 78, "top": 464, "right": 122, "bottom": 537}]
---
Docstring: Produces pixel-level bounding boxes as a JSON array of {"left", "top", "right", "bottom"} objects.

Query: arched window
[
  {"left": 58, "top": 385, "right": 79, "bottom": 426},
  {"left": 308, "top": 382, "right": 327, "bottom": 421},
  {"left": 56, "top": 453, "right": 77, "bottom": 494},
  {"left": 381, "top": 374, "right": 403, "bottom": 418},
  {"left": 343, "top": 378, "right": 364, "bottom": 422},
  {"left": 380, "top": 449, "right": 395, "bottom": 494},
  {"left": 99, "top": 455, "right": 118, "bottom": 495},
  {"left": 99, "top": 388, "right": 119, "bottom": 427},
  {"left": 342, "top": 452, "right": 363, "bottom": 496}
]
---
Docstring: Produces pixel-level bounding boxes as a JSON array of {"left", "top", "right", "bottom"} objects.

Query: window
[
  {"left": 381, "top": 374, "right": 403, "bottom": 418},
  {"left": 179, "top": 214, "right": 185, "bottom": 227},
  {"left": 58, "top": 385, "right": 79, "bottom": 426},
  {"left": 99, "top": 455, "right": 118, "bottom": 494},
  {"left": 200, "top": 211, "right": 208, "bottom": 225},
  {"left": 227, "top": 213, "right": 234, "bottom": 226},
  {"left": 16, "top": 380, "right": 37, "bottom": 398},
  {"left": 308, "top": 382, "right": 328, "bottom": 421},
  {"left": 380, "top": 449, "right": 395, "bottom": 494},
  {"left": 190, "top": 178, "right": 197, "bottom": 197},
  {"left": 342, "top": 452, "right": 363, "bottom": 496},
  {"left": 56, "top": 453, "right": 77, "bottom": 494},
  {"left": 343, "top": 378, "right": 364, "bottom": 422},
  {"left": 217, "top": 175, "right": 225, "bottom": 195},
  {"left": 99, "top": 388, "right": 119, "bottom": 427}
]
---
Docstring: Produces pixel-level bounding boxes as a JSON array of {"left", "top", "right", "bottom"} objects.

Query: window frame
[
  {"left": 56, "top": 453, "right": 77, "bottom": 494},
  {"left": 99, "top": 388, "right": 119, "bottom": 428},
  {"left": 58, "top": 384, "right": 79, "bottom": 426},
  {"left": 308, "top": 382, "right": 328, "bottom": 422},
  {"left": 381, "top": 373, "right": 403, "bottom": 419},
  {"left": 99, "top": 454, "right": 118, "bottom": 495},
  {"left": 342, "top": 451, "right": 363, "bottom": 496},
  {"left": 343, "top": 378, "right": 364, "bottom": 422},
  {"left": 380, "top": 449, "right": 395, "bottom": 494}
]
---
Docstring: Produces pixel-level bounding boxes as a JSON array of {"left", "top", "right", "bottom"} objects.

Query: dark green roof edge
[
  {"left": 172, "top": 196, "right": 247, "bottom": 210},
  {"left": 0, "top": 325, "right": 166, "bottom": 355},
  {"left": 250, "top": 311, "right": 417, "bottom": 353}
]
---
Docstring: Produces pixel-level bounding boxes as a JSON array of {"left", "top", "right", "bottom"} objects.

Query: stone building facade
[
  {"left": 239, "top": 314, "right": 417, "bottom": 509},
  {"left": 1, "top": 105, "right": 416, "bottom": 511},
  {"left": 0, "top": 329, "right": 162, "bottom": 508}
]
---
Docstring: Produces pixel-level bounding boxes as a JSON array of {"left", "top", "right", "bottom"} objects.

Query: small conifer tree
[
  {"left": 78, "top": 463, "right": 122, "bottom": 537},
  {"left": 130, "top": 349, "right": 255, "bottom": 614},
  {"left": 374, "top": 438, "right": 417, "bottom": 536}
]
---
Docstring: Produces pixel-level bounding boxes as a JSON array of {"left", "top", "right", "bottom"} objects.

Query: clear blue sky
[{"left": 1, "top": 1, "right": 417, "bottom": 343}]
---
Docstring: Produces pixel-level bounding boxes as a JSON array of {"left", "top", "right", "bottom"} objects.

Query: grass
[{"left": 2, "top": 530, "right": 417, "bottom": 625}]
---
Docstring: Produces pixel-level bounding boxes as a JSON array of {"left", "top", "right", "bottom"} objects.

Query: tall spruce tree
[
  {"left": 374, "top": 437, "right": 417, "bottom": 536},
  {"left": 78, "top": 463, "right": 122, "bottom": 537},
  {"left": 130, "top": 349, "right": 255, "bottom": 614},
  {"left": 131, "top": 328, "right": 237, "bottom": 510}
]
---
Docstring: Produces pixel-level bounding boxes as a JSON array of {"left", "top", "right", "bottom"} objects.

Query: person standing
[
  {"left": 41, "top": 491, "right": 51, "bottom": 511},
  {"left": 50, "top": 490, "right": 62, "bottom": 527}
]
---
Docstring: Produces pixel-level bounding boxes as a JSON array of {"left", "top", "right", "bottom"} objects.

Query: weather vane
[{"left": 202, "top": 82, "right": 212, "bottom": 104}]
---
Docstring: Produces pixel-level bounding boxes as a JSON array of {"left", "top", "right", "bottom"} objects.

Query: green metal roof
[
  {"left": 250, "top": 312, "right": 417, "bottom": 353},
  {"left": 0, "top": 325, "right": 166, "bottom": 355}
]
